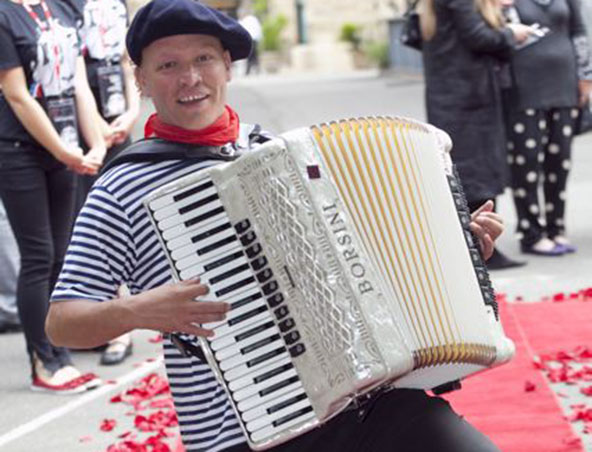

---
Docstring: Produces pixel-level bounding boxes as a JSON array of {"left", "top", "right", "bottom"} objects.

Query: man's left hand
[{"left": 470, "top": 200, "right": 504, "bottom": 261}]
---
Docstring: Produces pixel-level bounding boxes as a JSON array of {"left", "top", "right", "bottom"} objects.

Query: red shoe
[{"left": 31, "top": 357, "right": 102, "bottom": 394}]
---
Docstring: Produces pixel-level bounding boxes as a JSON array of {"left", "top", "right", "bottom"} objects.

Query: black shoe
[
  {"left": 486, "top": 248, "right": 526, "bottom": 270},
  {"left": 100, "top": 341, "right": 133, "bottom": 366},
  {"left": 0, "top": 318, "right": 22, "bottom": 334}
]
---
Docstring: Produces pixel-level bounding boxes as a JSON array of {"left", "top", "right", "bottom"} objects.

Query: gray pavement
[{"left": 0, "top": 70, "right": 590, "bottom": 451}]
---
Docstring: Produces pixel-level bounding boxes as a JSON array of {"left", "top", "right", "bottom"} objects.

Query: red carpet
[{"left": 444, "top": 298, "right": 592, "bottom": 452}]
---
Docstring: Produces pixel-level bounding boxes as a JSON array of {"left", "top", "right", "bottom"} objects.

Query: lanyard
[{"left": 22, "top": 0, "right": 62, "bottom": 93}]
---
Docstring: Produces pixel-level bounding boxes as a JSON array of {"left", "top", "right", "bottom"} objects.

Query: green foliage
[
  {"left": 253, "top": 0, "right": 268, "bottom": 19},
  {"left": 363, "top": 41, "right": 390, "bottom": 69},
  {"left": 339, "top": 23, "right": 362, "bottom": 50},
  {"left": 261, "top": 14, "right": 288, "bottom": 52}
]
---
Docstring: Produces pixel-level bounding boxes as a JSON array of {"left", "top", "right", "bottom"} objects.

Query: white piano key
[
  {"left": 148, "top": 177, "right": 213, "bottom": 211},
  {"left": 153, "top": 186, "right": 218, "bottom": 221},
  {"left": 223, "top": 350, "right": 289, "bottom": 382},
  {"left": 246, "top": 399, "right": 312, "bottom": 433},
  {"left": 169, "top": 217, "right": 232, "bottom": 257},
  {"left": 209, "top": 269, "right": 258, "bottom": 295},
  {"left": 210, "top": 314, "right": 272, "bottom": 351},
  {"left": 228, "top": 355, "right": 292, "bottom": 392},
  {"left": 204, "top": 298, "right": 267, "bottom": 330},
  {"left": 237, "top": 380, "right": 303, "bottom": 412},
  {"left": 233, "top": 368, "right": 298, "bottom": 402},
  {"left": 241, "top": 387, "right": 306, "bottom": 423},
  {"left": 249, "top": 409, "right": 316, "bottom": 442},
  {"left": 174, "top": 231, "right": 237, "bottom": 270},
  {"left": 162, "top": 211, "right": 227, "bottom": 241},
  {"left": 219, "top": 340, "right": 285, "bottom": 372},
  {"left": 215, "top": 326, "right": 281, "bottom": 361},
  {"left": 158, "top": 198, "right": 223, "bottom": 231},
  {"left": 211, "top": 310, "right": 273, "bottom": 340},
  {"left": 178, "top": 242, "right": 242, "bottom": 279}
]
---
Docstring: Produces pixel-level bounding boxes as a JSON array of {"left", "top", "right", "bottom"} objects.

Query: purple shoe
[{"left": 520, "top": 243, "right": 566, "bottom": 256}]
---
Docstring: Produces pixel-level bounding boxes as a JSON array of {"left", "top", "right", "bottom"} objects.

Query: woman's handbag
[
  {"left": 576, "top": 94, "right": 592, "bottom": 135},
  {"left": 400, "top": 0, "right": 422, "bottom": 51}
]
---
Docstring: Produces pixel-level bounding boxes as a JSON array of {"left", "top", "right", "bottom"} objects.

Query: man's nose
[{"left": 179, "top": 65, "right": 202, "bottom": 86}]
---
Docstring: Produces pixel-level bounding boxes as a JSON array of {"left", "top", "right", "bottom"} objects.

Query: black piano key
[
  {"left": 234, "top": 320, "right": 275, "bottom": 343},
  {"left": 289, "top": 343, "right": 306, "bottom": 358},
  {"left": 259, "top": 375, "right": 300, "bottom": 398},
  {"left": 245, "top": 243, "right": 262, "bottom": 259},
  {"left": 253, "top": 362, "right": 294, "bottom": 385},
  {"left": 179, "top": 193, "right": 219, "bottom": 215},
  {"left": 284, "top": 330, "right": 300, "bottom": 345},
  {"left": 240, "top": 231, "right": 257, "bottom": 246},
  {"left": 274, "top": 305, "right": 289, "bottom": 320},
  {"left": 185, "top": 205, "right": 226, "bottom": 228},
  {"left": 267, "top": 393, "right": 308, "bottom": 415},
  {"left": 173, "top": 180, "right": 214, "bottom": 202},
  {"left": 279, "top": 318, "right": 295, "bottom": 333},
  {"left": 228, "top": 305, "right": 269, "bottom": 327},
  {"left": 204, "top": 250, "right": 244, "bottom": 272},
  {"left": 191, "top": 222, "right": 232, "bottom": 244},
  {"left": 209, "top": 263, "right": 250, "bottom": 285},
  {"left": 240, "top": 334, "right": 281, "bottom": 355},
  {"left": 215, "top": 276, "right": 256, "bottom": 297},
  {"left": 246, "top": 346, "right": 286, "bottom": 368},
  {"left": 197, "top": 235, "right": 237, "bottom": 256},
  {"left": 272, "top": 405, "right": 314, "bottom": 427},
  {"left": 256, "top": 269, "right": 273, "bottom": 283},
  {"left": 234, "top": 219, "right": 251, "bottom": 234},
  {"left": 262, "top": 281, "right": 279, "bottom": 296},
  {"left": 231, "top": 292, "right": 263, "bottom": 311},
  {"left": 251, "top": 256, "right": 268, "bottom": 271}
]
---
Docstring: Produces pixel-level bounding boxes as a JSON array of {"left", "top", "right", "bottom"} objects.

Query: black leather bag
[
  {"left": 576, "top": 98, "right": 592, "bottom": 135},
  {"left": 400, "top": 0, "right": 422, "bottom": 51}
]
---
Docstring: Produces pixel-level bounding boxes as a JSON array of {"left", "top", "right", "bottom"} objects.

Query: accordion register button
[
  {"left": 240, "top": 231, "right": 257, "bottom": 246},
  {"left": 279, "top": 318, "right": 295, "bottom": 332},
  {"left": 267, "top": 293, "right": 284, "bottom": 308},
  {"left": 459, "top": 212, "right": 471, "bottom": 228},
  {"left": 475, "top": 267, "right": 488, "bottom": 283},
  {"left": 251, "top": 256, "right": 268, "bottom": 271},
  {"left": 289, "top": 343, "right": 306, "bottom": 358},
  {"left": 235, "top": 219, "right": 251, "bottom": 234},
  {"left": 284, "top": 330, "right": 300, "bottom": 345},
  {"left": 470, "top": 249, "right": 481, "bottom": 265},
  {"left": 262, "top": 282, "right": 279, "bottom": 296},
  {"left": 274, "top": 306, "right": 289, "bottom": 320},
  {"left": 256, "top": 269, "right": 273, "bottom": 283},
  {"left": 246, "top": 243, "right": 262, "bottom": 258}
]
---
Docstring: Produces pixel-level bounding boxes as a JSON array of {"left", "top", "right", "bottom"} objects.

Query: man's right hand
[{"left": 126, "top": 278, "right": 230, "bottom": 338}]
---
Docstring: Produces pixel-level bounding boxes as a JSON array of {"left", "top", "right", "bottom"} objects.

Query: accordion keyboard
[{"left": 147, "top": 177, "right": 316, "bottom": 442}]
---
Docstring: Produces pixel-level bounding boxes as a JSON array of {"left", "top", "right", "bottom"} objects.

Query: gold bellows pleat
[{"left": 311, "top": 117, "right": 496, "bottom": 369}]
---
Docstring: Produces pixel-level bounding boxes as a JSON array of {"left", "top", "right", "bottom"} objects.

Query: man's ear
[
  {"left": 134, "top": 66, "right": 150, "bottom": 98},
  {"left": 223, "top": 50, "right": 232, "bottom": 82}
]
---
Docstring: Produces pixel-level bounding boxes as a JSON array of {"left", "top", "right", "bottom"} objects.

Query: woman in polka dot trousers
[{"left": 503, "top": 0, "right": 592, "bottom": 256}]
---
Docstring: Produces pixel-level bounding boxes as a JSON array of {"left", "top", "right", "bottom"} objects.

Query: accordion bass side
[{"left": 144, "top": 116, "right": 515, "bottom": 450}]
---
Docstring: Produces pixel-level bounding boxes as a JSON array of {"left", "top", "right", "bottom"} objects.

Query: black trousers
[
  {"left": 225, "top": 389, "right": 500, "bottom": 452},
  {"left": 505, "top": 107, "right": 578, "bottom": 246},
  {"left": 0, "top": 143, "right": 75, "bottom": 373}
]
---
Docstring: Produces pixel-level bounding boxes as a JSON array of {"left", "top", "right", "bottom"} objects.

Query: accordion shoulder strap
[{"left": 100, "top": 124, "right": 271, "bottom": 175}]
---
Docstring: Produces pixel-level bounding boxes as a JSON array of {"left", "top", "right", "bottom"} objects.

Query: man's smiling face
[{"left": 136, "top": 34, "right": 232, "bottom": 130}]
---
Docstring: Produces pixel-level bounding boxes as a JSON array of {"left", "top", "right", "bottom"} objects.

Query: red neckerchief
[{"left": 144, "top": 105, "right": 240, "bottom": 146}]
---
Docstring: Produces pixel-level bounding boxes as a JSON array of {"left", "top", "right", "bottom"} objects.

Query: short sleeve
[
  {"left": 51, "top": 186, "right": 136, "bottom": 302},
  {"left": 0, "top": 16, "right": 23, "bottom": 71}
]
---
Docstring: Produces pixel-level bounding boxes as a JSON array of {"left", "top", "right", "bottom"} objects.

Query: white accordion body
[{"left": 143, "top": 117, "right": 515, "bottom": 450}]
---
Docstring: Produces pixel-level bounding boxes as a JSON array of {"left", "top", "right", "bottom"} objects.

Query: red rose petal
[
  {"left": 100, "top": 419, "right": 117, "bottom": 432},
  {"left": 524, "top": 380, "right": 537, "bottom": 392}
]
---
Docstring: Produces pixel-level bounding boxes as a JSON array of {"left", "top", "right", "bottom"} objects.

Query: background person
[
  {"left": 47, "top": 1, "right": 506, "bottom": 451},
  {"left": 419, "top": 0, "right": 535, "bottom": 269},
  {"left": 73, "top": 0, "right": 140, "bottom": 365},
  {"left": 502, "top": 0, "right": 592, "bottom": 256},
  {"left": 0, "top": 0, "right": 104, "bottom": 393}
]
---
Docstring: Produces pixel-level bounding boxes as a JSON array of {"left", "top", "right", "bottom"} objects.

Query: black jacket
[{"left": 422, "top": 0, "right": 515, "bottom": 203}]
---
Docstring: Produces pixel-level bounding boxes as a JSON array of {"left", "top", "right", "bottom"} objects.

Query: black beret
[{"left": 126, "top": 0, "right": 253, "bottom": 65}]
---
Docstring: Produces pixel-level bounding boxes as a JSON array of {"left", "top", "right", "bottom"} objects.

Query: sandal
[{"left": 100, "top": 339, "right": 133, "bottom": 366}]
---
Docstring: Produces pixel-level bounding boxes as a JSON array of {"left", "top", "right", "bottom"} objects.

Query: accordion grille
[{"left": 311, "top": 117, "right": 496, "bottom": 369}]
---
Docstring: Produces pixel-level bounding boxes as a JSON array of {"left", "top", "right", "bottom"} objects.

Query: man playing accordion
[{"left": 46, "top": 0, "right": 504, "bottom": 450}]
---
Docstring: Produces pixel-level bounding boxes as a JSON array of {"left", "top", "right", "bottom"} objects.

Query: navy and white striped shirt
[{"left": 51, "top": 126, "right": 265, "bottom": 452}]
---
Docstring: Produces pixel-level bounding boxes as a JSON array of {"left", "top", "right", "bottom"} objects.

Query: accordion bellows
[{"left": 144, "top": 116, "right": 515, "bottom": 450}]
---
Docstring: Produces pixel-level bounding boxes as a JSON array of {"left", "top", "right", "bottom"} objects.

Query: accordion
[{"left": 143, "top": 116, "right": 515, "bottom": 450}]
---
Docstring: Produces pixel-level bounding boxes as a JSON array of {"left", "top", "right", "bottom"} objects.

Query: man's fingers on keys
[
  {"left": 185, "top": 324, "right": 216, "bottom": 338},
  {"left": 177, "top": 278, "right": 210, "bottom": 298}
]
